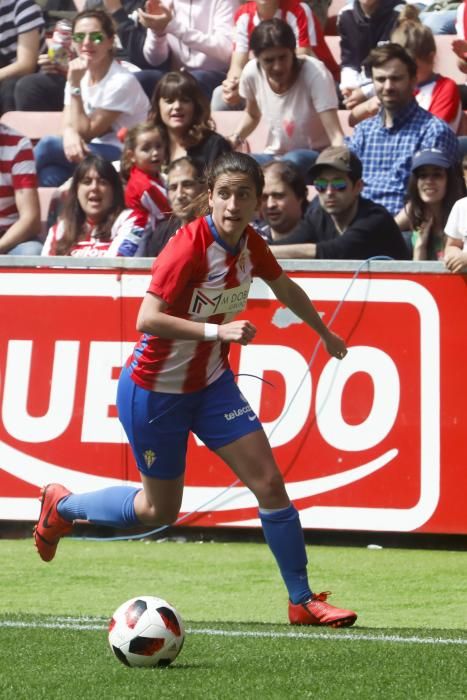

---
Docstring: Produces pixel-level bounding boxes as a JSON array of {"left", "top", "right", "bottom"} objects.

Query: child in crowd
[
  {"left": 403, "top": 148, "right": 465, "bottom": 260},
  {"left": 41, "top": 154, "right": 148, "bottom": 257},
  {"left": 120, "top": 123, "right": 171, "bottom": 251}
]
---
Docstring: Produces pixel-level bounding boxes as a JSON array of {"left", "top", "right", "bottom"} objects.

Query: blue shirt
[{"left": 346, "top": 100, "right": 460, "bottom": 215}]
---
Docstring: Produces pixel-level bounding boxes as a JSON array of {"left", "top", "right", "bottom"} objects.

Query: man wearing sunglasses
[{"left": 268, "top": 145, "right": 410, "bottom": 260}]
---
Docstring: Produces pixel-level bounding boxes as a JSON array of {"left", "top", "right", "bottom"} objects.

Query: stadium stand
[
  {"left": 433, "top": 34, "right": 466, "bottom": 85},
  {"left": 38, "top": 186, "right": 58, "bottom": 240},
  {"left": 211, "top": 110, "right": 269, "bottom": 153},
  {"left": 337, "top": 109, "right": 353, "bottom": 136},
  {"left": 324, "top": 34, "right": 341, "bottom": 65},
  {"left": 0, "top": 111, "right": 63, "bottom": 143}
]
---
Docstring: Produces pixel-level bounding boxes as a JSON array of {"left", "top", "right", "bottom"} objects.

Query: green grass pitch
[{"left": 0, "top": 537, "right": 466, "bottom": 699}]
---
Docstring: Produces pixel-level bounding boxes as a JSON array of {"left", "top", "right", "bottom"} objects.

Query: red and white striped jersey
[
  {"left": 415, "top": 75, "right": 462, "bottom": 133},
  {"left": 127, "top": 215, "right": 283, "bottom": 394},
  {"left": 0, "top": 124, "right": 37, "bottom": 234},
  {"left": 233, "top": 0, "right": 339, "bottom": 81},
  {"left": 124, "top": 165, "right": 171, "bottom": 232},
  {"left": 42, "top": 209, "right": 150, "bottom": 257}
]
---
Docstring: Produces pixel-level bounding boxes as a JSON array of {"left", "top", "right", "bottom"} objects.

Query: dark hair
[
  {"left": 120, "top": 122, "right": 166, "bottom": 181},
  {"left": 72, "top": 9, "right": 116, "bottom": 38},
  {"left": 366, "top": 42, "right": 418, "bottom": 78},
  {"left": 167, "top": 155, "right": 205, "bottom": 182},
  {"left": 262, "top": 160, "right": 307, "bottom": 213},
  {"left": 405, "top": 162, "right": 466, "bottom": 254},
  {"left": 149, "top": 71, "right": 215, "bottom": 158},
  {"left": 55, "top": 155, "right": 124, "bottom": 255},
  {"left": 207, "top": 152, "right": 264, "bottom": 197},
  {"left": 250, "top": 18, "right": 298, "bottom": 64}
]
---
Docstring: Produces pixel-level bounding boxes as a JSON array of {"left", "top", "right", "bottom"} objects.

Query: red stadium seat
[
  {"left": 38, "top": 187, "right": 59, "bottom": 241},
  {"left": 324, "top": 35, "right": 341, "bottom": 65},
  {"left": 434, "top": 35, "right": 466, "bottom": 84},
  {"left": 212, "top": 111, "right": 269, "bottom": 153},
  {"left": 337, "top": 109, "right": 354, "bottom": 137},
  {"left": 0, "top": 111, "right": 63, "bottom": 143}
]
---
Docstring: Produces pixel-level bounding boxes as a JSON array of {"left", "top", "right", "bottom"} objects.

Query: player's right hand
[{"left": 218, "top": 320, "right": 256, "bottom": 345}]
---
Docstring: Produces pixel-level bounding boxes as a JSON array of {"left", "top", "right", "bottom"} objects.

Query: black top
[
  {"left": 187, "top": 131, "right": 232, "bottom": 171},
  {"left": 292, "top": 196, "right": 410, "bottom": 260},
  {"left": 145, "top": 217, "right": 182, "bottom": 258},
  {"left": 338, "top": 0, "right": 401, "bottom": 77}
]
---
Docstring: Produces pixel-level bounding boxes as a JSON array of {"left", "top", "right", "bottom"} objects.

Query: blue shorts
[{"left": 117, "top": 367, "right": 262, "bottom": 479}]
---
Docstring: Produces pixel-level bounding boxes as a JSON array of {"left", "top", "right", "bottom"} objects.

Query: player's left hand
[
  {"left": 322, "top": 330, "right": 347, "bottom": 360},
  {"left": 218, "top": 320, "right": 256, "bottom": 346}
]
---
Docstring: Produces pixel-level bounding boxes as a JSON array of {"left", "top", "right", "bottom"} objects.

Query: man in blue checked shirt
[{"left": 346, "top": 42, "right": 460, "bottom": 218}]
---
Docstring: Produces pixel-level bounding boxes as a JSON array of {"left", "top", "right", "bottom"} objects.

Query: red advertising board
[{"left": 0, "top": 264, "right": 465, "bottom": 534}]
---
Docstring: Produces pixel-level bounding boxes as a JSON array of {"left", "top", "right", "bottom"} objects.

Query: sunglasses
[
  {"left": 72, "top": 31, "right": 105, "bottom": 44},
  {"left": 313, "top": 178, "right": 348, "bottom": 193}
]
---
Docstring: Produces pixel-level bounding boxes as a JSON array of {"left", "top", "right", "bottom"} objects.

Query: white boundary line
[{"left": 1, "top": 618, "right": 466, "bottom": 646}]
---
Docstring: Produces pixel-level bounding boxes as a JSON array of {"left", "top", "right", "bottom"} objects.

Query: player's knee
[
  {"left": 139, "top": 503, "right": 179, "bottom": 527},
  {"left": 255, "top": 470, "right": 287, "bottom": 502}
]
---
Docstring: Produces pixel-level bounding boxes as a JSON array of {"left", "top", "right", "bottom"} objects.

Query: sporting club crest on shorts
[{"left": 143, "top": 449, "right": 156, "bottom": 468}]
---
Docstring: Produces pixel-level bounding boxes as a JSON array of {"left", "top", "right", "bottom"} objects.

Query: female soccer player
[{"left": 34, "top": 152, "right": 357, "bottom": 628}]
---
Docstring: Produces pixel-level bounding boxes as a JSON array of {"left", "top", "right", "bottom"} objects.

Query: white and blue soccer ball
[{"left": 108, "top": 595, "right": 185, "bottom": 668}]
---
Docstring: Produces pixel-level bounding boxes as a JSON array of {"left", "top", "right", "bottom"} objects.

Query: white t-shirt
[
  {"left": 444, "top": 197, "right": 467, "bottom": 250},
  {"left": 239, "top": 55, "right": 338, "bottom": 154},
  {"left": 64, "top": 61, "right": 150, "bottom": 150}
]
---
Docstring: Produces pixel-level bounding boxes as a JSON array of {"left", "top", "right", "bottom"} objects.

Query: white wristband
[{"left": 204, "top": 323, "right": 219, "bottom": 341}]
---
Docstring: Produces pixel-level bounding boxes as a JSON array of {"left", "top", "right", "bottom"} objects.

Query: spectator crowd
[{"left": 1, "top": 0, "right": 467, "bottom": 270}]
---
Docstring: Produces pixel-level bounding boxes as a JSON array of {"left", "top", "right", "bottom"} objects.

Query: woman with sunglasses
[
  {"left": 34, "top": 9, "right": 149, "bottom": 187},
  {"left": 403, "top": 149, "right": 465, "bottom": 261}
]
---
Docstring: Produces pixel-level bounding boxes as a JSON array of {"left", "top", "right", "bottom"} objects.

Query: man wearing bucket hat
[{"left": 268, "top": 145, "right": 410, "bottom": 259}]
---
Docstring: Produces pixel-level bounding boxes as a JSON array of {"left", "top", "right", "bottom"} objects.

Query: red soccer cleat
[
  {"left": 33, "top": 483, "right": 73, "bottom": 562},
  {"left": 289, "top": 592, "right": 357, "bottom": 628}
]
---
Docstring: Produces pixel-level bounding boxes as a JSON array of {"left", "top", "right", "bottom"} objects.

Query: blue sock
[
  {"left": 259, "top": 504, "right": 312, "bottom": 604},
  {"left": 57, "top": 486, "right": 141, "bottom": 528}
]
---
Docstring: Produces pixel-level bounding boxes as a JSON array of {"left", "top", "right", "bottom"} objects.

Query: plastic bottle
[{"left": 47, "top": 19, "right": 73, "bottom": 68}]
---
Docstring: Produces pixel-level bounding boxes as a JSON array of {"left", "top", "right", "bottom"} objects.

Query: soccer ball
[{"left": 108, "top": 596, "right": 185, "bottom": 668}]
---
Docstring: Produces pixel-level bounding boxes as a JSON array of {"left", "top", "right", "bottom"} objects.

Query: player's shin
[
  {"left": 259, "top": 503, "right": 312, "bottom": 604},
  {"left": 57, "top": 486, "right": 142, "bottom": 528}
]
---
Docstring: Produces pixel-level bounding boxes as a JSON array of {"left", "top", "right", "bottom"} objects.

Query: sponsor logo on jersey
[{"left": 189, "top": 281, "right": 251, "bottom": 317}]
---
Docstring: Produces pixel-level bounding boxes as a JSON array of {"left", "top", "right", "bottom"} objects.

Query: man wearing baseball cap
[{"left": 268, "top": 145, "right": 410, "bottom": 259}]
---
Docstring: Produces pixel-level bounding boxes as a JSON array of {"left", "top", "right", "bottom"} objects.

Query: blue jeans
[
  {"left": 135, "top": 66, "right": 226, "bottom": 101},
  {"left": 210, "top": 84, "right": 245, "bottom": 111},
  {"left": 251, "top": 149, "right": 319, "bottom": 182},
  {"left": 7, "top": 240, "right": 43, "bottom": 255},
  {"left": 34, "top": 136, "right": 122, "bottom": 187},
  {"left": 419, "top": 9, "right": 457, "bottom": 35}
]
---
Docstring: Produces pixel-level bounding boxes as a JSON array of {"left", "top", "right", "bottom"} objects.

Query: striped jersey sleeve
[
  {"left": 0, "top": 0, "right": 45, "bottom": 64},
  {"left": 0, "top": 125, "right": 37, "bottom": 233}
]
